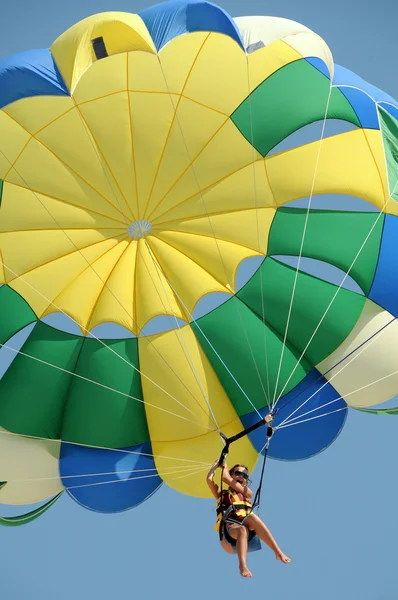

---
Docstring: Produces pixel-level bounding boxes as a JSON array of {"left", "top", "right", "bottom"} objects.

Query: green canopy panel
[
  {"left": 0, "top": 322, "right": 83, "bottom": 439},
  {"left": 0, "top": 320, "right": 148, "bottom": 449},
  {"left": 268, "top": 208, "right": 384, "bottom": 295},
  {"left": 0, "top": 285, "right": 37, "bottom": 345},
  {"left": 354, "top": 406, "right": 398, "bottom": 415},
  {"left": 62, "top": 336, "right": 148, "bottom": 448},
  {"left": 231, "top": 58, "right": 360, "bottom": 156},
  {"left": 192, "top": 295, "right": 311, "bottom": 411},
  {"left": 237, "top": 257, "right": 366, "bottom": 367},
  {"left": 0, "top": 491, "right": 63, "bottom": 527},
  {"left": 379, "top": 106, "right": 398, "bottom": 201}
]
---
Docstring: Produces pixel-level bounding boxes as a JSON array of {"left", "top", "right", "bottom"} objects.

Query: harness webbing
[
  {"left": 250, "top": 435, "right": 271, "bottom": 513},
  {"left": 217, "top": 416, "right": 274, "bottom": 543}
]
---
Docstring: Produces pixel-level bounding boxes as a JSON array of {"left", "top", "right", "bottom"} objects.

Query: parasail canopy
[{"left": 0, "top": 0, "right": 397, "bottom": 524}]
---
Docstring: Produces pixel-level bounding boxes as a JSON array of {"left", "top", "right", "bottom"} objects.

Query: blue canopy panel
[
  {"left": 0, "top": 49, "right": 69, "bottom": 111},
  {"left": 240, "top": 369, "right": 347, "bottom": 461},
  {"left": 59, "top": 440, "right": 162, "bottom": 513},
  {"left": 306, "top": 58, "right": 398, "bottom": 129},
  {"left": 369, "top": 214, "right": 398, "bottom": 317},
  {"left": 333, "top": 64, "right": 398, "bottom": 129},
  {"left": 379, "top": 102, "right": 398, "bottom": 122},
  {"left": 139, "top": 0, "right": 244, "bottom": 52},
  {"left": 305, "top": 56, "right": 330, "bottom": 79}
]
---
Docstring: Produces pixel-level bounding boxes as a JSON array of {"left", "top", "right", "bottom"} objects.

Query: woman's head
[{"left": 229, "top": 464, "right": 249, "bottom": 485}]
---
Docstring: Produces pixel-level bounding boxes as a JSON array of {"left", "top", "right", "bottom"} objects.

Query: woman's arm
[
  {"left": 206, "top": 459, "right": 220, "bottom": 499},
  {"left": 221, "top": 464, "right": 253, "bottom": 499}
]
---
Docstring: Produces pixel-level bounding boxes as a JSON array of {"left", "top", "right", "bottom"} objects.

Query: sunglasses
[{"left": 232, "top": 470, "right": 249, "bottom": 481}]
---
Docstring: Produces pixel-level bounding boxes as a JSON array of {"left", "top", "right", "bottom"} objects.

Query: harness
[
  {"left": 214, "top": 489, "right": 260, "bottom": 552},
  {"left": 214, "top": 412, "right": 275, "bottom": 553},
  {"left": 214, "top": 490, "right": 252, "bottom": 532}
]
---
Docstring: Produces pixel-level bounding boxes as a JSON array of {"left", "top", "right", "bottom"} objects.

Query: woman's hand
[
  {"left": 206, "top": 458, "right": 222, "bottom": 499},
  {"left": 207, "top": 458, "right": 222, "bottom": 480}
]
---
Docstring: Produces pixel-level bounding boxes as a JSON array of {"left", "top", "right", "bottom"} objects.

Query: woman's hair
[{"left": 229, "top": 464, "right": 249, "bottom": 476}]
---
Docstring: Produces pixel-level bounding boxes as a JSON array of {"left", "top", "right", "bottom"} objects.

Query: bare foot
[
  {"left": 275, "top": 550, "right": 291, "bottom": 564},
  {"left": 239, "top": 565, "right": 253, "bottom": 578}
]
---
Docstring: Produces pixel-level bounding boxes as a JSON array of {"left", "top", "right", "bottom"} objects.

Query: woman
[{"left": 207, "top": 459, "right": 291, "bottom": 578}]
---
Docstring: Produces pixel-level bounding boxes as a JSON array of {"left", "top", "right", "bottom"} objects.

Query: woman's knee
[{"left": 236, "top": 525, "right": 249, "bottom": 539}]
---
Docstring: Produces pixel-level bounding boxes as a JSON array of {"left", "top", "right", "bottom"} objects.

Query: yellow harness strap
[{"left": 214, "top": 490, "right": 252, "bottom": 532}]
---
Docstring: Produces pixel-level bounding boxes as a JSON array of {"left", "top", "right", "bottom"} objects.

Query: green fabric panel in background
[
  {"left": 0, "top": 285, "right": 36, "bottom": 344},
  {"left": 192, "top": 296, "right": 311, "bottom": 414},
  {"left": 237, "top": 257, "right": 366, "bottom": 367},
  {"left": 61, "top": 337, "right": 148, "bottom": 448},
  {"left": 0, "top": 321, "right": 83, "bottom": 438},
  {"left": 379, "top": 106, "right": 398, "bottom": 201},
  {"left": 231, "top": 59, "right": 360, "bottom": 157},
  {"left": 268, "top": 208, "right": 384, "bottom": 294},
  {"left": 0, "top": 492, "right": 63, "bottom": 527},
  {"left": 354, "top": 406, "right": 398, "bottom": 415}
]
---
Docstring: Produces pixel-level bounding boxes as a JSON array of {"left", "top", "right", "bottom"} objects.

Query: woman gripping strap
[{"left": 207, "top": 459, "right": 291, "bottom": 578}]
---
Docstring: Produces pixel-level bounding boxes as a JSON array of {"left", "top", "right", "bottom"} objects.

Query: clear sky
[{"left": 1, "top": 1, "right": 398, "bottom": 599}]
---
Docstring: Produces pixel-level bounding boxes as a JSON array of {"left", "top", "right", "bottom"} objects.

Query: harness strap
[
  {"left": 217, "top": 418, "right": 274, "bottom": 545},
  {"left": 216, "top": 503, "right": 251, "bottom": 516},
  {"left": 250, "top": 432, "right": 271, "bottom": 512}
]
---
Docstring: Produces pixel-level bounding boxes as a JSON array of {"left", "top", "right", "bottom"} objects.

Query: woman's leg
[
  {"left": 225, "top": 524, "right": 252, "bottom": 577},
  {"left": 244, "top": 514, "right": 291, "bottom": 563}
]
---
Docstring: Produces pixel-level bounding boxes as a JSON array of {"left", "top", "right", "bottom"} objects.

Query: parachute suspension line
[
  {"left": 0, "top": 341, "right": 215, "bottom": 431},
  {"left": 140, "top": 240, "right": 219, "bottom": 432},
  {"left": 245, "top": 53, "right": 272, "bottom": 411},
  {"left": 72, "top": 76, "right": 225, "bottom": 424},
  {"left": 65, "top": 464, "right": 210, "bottom": 492},
  {"left": 278, "top": 396, "right": 345, "bottom": 427},
  {"left": 274, "top": 95, "right": 398, "bottom": 421},
  {"left": 277, "top": 406, "right": 348, "bottom": 430},
  {"left": 71, "top": 55, "right": 269, "bottom": 429},
  {"left": 0, "top": 151, "right": 219, "bottom": 431},
  {"left": 276, "top": 396, "right": 347, "bottom": 430},
  {"left": 0, "top": 428, "right": 212, "bottom": 464},
  {"left": 0, "top": 261, "right": 213, "bottom": 431},
  {"left": 141, "top": 240, "right": 221, "bottom": 432},
  {"left": 250, "top": 432, "right": 272, "bottom": 513},
  {"left": 7, "top": 461, "right": 212, "bottom": 487},
  {"left": 272, "top": 172, "right": 398, "bottom": 422},
  {"left": 72, "top": 89, "right": 223, "bottom": 426},
  {"left": 273, "top": 197, "right": 389, "bottom": 410},
  {"left": 271, "top": 84, "right": 333, "bottom": 412},
  {"left": 278, "top": 362, "right": 398, "bottom": 431},
  {"left": 144, "top": 241, "right": 263, "bottom": 421},
  {"left": 262, "top": 312, "right": 398, "bottom": 430},
  {"left": 273, "top": 100, "right": 398, "bottom": 418},
  {"left": 156, "top": 59, "right": 271, "bottom": 410},
  {"left": 171, "top": 465, "right": 213, "bottom": 481},
  {"left": 274, "top": 311, "right": 398, "bottom": 430}
]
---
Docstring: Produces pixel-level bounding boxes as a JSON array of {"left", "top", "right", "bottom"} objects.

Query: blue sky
[{"left": 1, "top": 1, "right": 398, "bottom": 598}]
